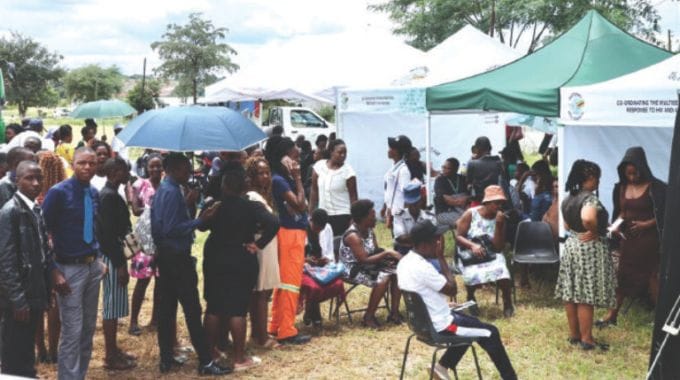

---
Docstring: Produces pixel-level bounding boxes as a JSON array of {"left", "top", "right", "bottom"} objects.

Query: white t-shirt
[
  {"left": 91, "top": 174, "right": 126, "bottom": 200},
  {"left": 397, "top": 251, "right": 453, "bottom": 332},
  {"left": 392, "top": 209, "right": 436, "bottom": 240},
  {"left": 384, "top": 160, "right": 411, "bottom": 214},
  {"left": 314, "top": 160, "right": 356, "bottom": 216},
  {"left": 318, "top": 223, "right": 336, "bottom": 262}
]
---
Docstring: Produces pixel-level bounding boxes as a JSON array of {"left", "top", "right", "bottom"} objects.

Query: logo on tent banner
[{"left": 567, "top": 92, "right": 585, "bottom": 120}]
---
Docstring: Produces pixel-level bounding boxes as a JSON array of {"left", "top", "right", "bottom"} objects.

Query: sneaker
[
  {"left": 159, "top": 357, "right": 185, "bottom": 373},
  {"left": 433, "top": 363, "right": 452, "bottom": 380},
  {"left": 198, "top": 361, "right": 233, "bottom": 376},
  {"left": 277, "top": 334, "right": 312, "bottom": 345}
]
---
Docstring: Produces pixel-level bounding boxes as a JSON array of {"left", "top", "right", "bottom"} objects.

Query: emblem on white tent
[{"left": 567, "top": 92, "right": 585, "bottom": 120}]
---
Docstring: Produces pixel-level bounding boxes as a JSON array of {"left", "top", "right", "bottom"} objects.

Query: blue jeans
[{"left": 439, "top": 311, "right": 517, "bottom": 380}]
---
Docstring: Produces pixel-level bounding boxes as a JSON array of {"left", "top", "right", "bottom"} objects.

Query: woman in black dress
[{"left": 200, "top": 162, "right": 279, "bottom": 371}]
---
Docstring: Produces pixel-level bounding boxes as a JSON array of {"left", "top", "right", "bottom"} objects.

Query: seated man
[{"left": 397, "top": 220, "right": 517, "bottom": 380}]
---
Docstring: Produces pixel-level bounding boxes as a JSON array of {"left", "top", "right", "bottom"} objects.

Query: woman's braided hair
[
  {"left": 565, "top": 159, "right": 601, "bottom": 196},
  {"left": 37, "top": 151, "right": 66, "bottom": 201},
  {"left": 245, "top": 156, "right": 273, "bottom": 207}
]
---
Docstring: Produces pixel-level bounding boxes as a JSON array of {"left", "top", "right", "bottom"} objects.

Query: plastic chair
[
  {"left": 400, "top": 290, "right": 482, "bottom": 380},
  {"left": 512, "top": 221, "right": 560, "bottom": 265}
]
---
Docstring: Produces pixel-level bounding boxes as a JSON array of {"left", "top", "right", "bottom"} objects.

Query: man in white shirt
[{"left": 397, "top": 220, "right": 517, "bottom": 380}]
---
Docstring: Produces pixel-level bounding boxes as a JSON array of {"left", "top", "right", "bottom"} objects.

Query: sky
[{"left": 0, "top": 0, "right": 679, "bottom": 77}]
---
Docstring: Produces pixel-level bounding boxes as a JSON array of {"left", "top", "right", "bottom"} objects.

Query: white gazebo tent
[
  {"left": 339, "top": 26, "right": 522, "bottom": 208},
  {"left": 558, "top": 54, "right": 680, "bottom": 213}
]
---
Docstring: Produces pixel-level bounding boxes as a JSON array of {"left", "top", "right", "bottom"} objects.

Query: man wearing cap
[
  {"left": 394, "top": 181, "right": 456, "bottom": 278},
  {"left": 383, "top": 135, "right": 413, "bottom": 229},
  {"left": 397, "top": 220, "right": 517, "bottom": 380},
  {"left": 466, "top": 136, "right": 505, "bottom": 204}
]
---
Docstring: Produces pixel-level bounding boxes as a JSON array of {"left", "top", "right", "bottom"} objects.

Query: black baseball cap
[
  {"left": 410, "top": 220, "right": 448, "bottom": 245},
  {"left": 388, "top": 135, "right": 412, "bottom": 152}
]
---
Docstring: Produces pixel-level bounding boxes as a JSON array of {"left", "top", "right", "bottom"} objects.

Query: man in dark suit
[{"left": 0, "top": 161, "right": 53, "bottom": 377}]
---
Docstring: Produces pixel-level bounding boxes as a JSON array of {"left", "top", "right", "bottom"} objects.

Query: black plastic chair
[
  {"left": 512, "top": 221, "right": 559, "bottom": 265},
  {"left": 400, "top": 290, "right": 482, "bottom": 380}
]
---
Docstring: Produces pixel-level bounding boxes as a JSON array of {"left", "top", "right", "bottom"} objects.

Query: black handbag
[{"left": 458, "top": 235, "right": 497, "bottom": 266}]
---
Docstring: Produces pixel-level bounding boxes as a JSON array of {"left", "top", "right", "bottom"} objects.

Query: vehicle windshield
[{"left": 290, "top": 110, "right": 326, "bottom": 128}]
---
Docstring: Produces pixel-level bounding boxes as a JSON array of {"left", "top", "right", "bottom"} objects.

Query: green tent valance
[{"left": 426, "top": 10, "right": 671, "bottom": 117}]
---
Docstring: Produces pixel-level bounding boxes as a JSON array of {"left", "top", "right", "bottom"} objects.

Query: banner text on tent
[{"left": 615, "top": 99, "right": 678, "bottom": 114}]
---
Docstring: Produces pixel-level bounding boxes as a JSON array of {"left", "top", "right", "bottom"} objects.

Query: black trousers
[
  {"left": 440, "top": 311, "right": 517, "bottom": 380},
  {"left": 156, "top": 251, "right": 211, "bottom": 365},
  {"left": 328, "top": 214, "right": 351, "bottom": 236},
  {"left": 1, "top": 307, "right": 39, "bottom": 378}
]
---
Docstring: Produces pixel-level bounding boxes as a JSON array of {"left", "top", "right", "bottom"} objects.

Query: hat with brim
[
  {"left": 482, "top": 185, "right": 507, "bottom": 204},
  {"left": 411, "top": 220, "right": 448, "bottom": 245},
  {"left": 403, "top": 182, "right": 422, "bottom": 204}
]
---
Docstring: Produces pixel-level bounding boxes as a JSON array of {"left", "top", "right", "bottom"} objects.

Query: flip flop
[{"left": 234, "top": 356, "right": 262, "bottom": 372}]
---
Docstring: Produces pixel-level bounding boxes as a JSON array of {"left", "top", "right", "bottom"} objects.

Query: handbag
[
  {"left": 304, "top": 262, "right": 346, "bottom": 285},
  {"left": 123, "top": 232, "right": 141, "bottom": 260},
  {"left": 458, "top": 235, "right": 497, "bottom": 266}
]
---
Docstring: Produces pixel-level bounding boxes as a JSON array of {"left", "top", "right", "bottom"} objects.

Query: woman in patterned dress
[
  {"left": 339, "top": 199, "right": 403, "bottom": 328},
  {"left": 456, "top": 185, "right": 514, "bottom": 317},
  {"left": 555, "top": 160, "right": 616, "bottom": 351}
]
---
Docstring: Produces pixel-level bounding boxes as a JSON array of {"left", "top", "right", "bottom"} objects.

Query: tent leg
[{"left": 425, "top": 113, "right": 432, "bottom": 206}]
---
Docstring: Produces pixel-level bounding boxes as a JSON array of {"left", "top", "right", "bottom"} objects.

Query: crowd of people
[{"left": 0, "top": 116, "right": 665, "bottom": 380}]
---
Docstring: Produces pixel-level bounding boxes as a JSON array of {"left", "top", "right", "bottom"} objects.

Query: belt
[{"left": 56, "top": 253, "right": 97, "bottom": 265}]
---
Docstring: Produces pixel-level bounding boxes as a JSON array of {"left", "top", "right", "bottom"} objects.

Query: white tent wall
[
  {"left": 340, "top": 110, "right": 505, "bottom": 212},
  {"left": 559, "top": 125, "right": 673, "bottom": 219}
]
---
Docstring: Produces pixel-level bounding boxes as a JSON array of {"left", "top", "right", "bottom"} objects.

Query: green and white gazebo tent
[{"left": 426, "top": 10, "right": 671, "bottom": 117}]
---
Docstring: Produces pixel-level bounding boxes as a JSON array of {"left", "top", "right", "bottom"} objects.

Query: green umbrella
[{"left": 70, "top": 99, "right": 136, "bottom": 119}]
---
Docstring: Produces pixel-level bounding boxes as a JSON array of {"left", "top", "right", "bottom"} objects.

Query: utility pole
[
  {"left": 668, "top": 29, "right": 672, "bottom": 52},
  {"left": 141, "top": 57, "right": 147, "bottom": 110},
  {"left": 489, "top": 0, "right": 496, "bottom": 37}
]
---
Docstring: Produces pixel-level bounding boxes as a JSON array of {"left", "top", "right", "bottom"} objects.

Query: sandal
[
  {"left": 580, "top": 340, "right": 610, "bottom": 351},
  {"left": 362, "top": 316, "right": 381, "bottom": 329},
  {"left": 259, "top": 338, "right": 281, "bottom": 349},
  {"left": 117, "top": 349, "right": 137, "bottom": 361},
  {"left": 128, "top": 325, "right": 142, "bottom": 336},
  {"left": 595, "top": 318, "right": 617, "bottom": 329},
  {"left": 104, "top": 356, "right": 136, "bottom": 370},
  {"left": 386, "top": 313, "right": 404, "bottom": 325},
  {"left": 567, "top": 337, "right": 580, "bottom": 346},
  {"left": 234, "top": 356, "right": 262, "bottom": 372}
]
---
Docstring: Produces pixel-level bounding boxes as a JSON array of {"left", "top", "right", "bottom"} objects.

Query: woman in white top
[
  {"left": 382, "top": 135, "right": 413, "bottom": 230},
  {"left": 309, "top": 139, "right": 358, "bottom": 236},
  {"left": 245, "top": 157, "right": 281, "bottom": 348}
]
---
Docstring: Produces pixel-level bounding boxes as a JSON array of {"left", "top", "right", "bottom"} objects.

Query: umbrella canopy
[
  {"left": 115, "top": 106, "right": 266, "bottom": 152},
  {"left": 70, "top": 99, "right": 136, "bottom": 119},
  {"left": 426, "top": 10, "right": 671, "bottom": 117}
]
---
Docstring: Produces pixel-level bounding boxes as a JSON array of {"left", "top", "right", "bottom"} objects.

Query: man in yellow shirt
[{"left": 55, "top": 125, "right": 74, "bottom": 163}]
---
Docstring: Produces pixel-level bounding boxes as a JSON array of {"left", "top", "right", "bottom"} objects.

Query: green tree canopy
[
  {"left": 151, "top": 13, "right": 239, "bottom": 104},
  {"left": 64, "top": 64, "right": 124, "bottom": 102},
  {"left": 0, "top": 32, "right": 64, "bottom": 116},
  {"left": 126, "top": 78, "right": 161, "bottom": 113},
  {"left": 371, "top": 0, "right": 660, "bottom": 52}
]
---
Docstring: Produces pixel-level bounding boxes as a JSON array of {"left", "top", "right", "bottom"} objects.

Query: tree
[
  {"left": 0, "top": 32, "right": 64, "bottom": 116},
  {"left": 171, "top": 73, "right": 221, "bottom": 100},
  {"left": 126, "top": 79, "right": 162, "bottom": 113},
  {"left": 64, "top": 64, "right": 124, "bottom": 102},
  {"left": 370, "top": 0, "right": 660, "bottom": 53},
  {"left": 151, "top": 13, "right": 239, "bottom": 104}
]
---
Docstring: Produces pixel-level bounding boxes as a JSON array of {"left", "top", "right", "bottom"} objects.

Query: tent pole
[{"left": 425, "top": 112, "right": 432, "bottom": 206}]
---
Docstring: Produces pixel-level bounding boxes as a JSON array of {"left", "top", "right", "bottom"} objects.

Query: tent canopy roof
[
  {"left": 394, "top": 25, "right": 522, "bottom": 86},
  {"left": 426, "top": 10, "right": 671, "bottom": 117}
]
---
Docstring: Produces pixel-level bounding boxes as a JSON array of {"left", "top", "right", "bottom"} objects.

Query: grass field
[{"left": 33, "top": 222, "right": 654, "bottom": 380}]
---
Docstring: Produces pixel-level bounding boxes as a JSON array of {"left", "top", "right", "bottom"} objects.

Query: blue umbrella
[{"left": 116, "top": 106, "right": 266, "bottom": 151}]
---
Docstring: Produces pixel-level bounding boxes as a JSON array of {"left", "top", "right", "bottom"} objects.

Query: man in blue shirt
[
  {"left": 151, "top": 153, "right": 228, "bottom": 376},
  {"left": 42, "top": 147, "right": 104, "bottom": 380}
]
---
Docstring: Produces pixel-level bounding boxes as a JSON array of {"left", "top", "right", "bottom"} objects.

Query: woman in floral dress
[{"left": 556, "top": 160, "right": 616, "bottom": 351}]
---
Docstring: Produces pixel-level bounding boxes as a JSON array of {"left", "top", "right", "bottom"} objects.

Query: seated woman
[
  {"left": 199, "top": 162, "right": 279, "bottom": 371},
  {"left": 300, "top": 209, "right": 346, "bottom": 328},
  {"left": 339, "top": 199, "right": 404, "bottom": 328},
  {"left": 455, "top": 185, "right": 514, "bottom": 318}
]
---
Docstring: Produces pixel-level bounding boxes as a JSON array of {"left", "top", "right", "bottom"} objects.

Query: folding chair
[
  {"left": 328, "top": 236, "right": 390, "bottom": 323},
  {"left": 400, "top": 290, "right": 482, "bottom": 380}
]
